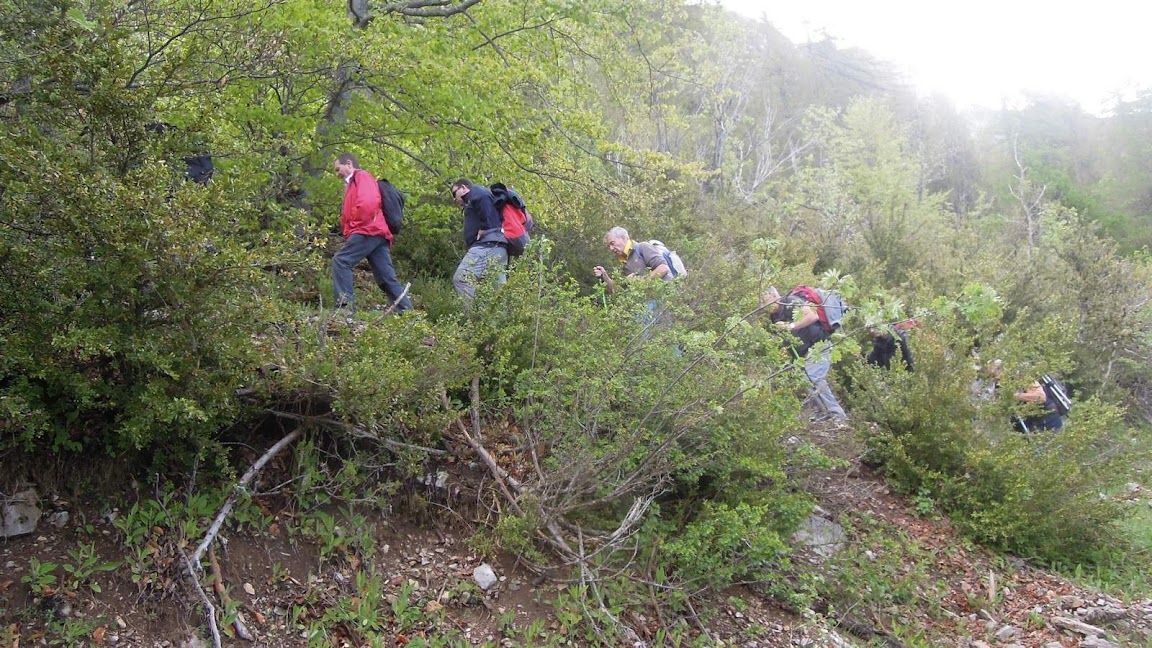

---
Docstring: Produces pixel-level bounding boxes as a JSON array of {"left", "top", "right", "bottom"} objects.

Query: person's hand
[
  {"left": 775, "top": 321, "right": 791, "bottom": 331},
  {"left": 593, "top": 266, "right": 606, "bottom": 279}
]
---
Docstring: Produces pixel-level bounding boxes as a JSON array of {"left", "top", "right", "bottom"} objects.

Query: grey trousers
[
  {"left": 804, "top": 343, "right": 847, "bottom": 421},
  {"left": 453, "top": 244, "right": 508, "bottom": 303}
]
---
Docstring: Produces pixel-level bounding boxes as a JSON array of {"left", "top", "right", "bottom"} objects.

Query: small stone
[
  {"left": 116, "top": 616, "right": 126, "bottom": 628},
  {"left": 46, "top": 511, "right": 70, "bottom": 528},
  {"left": 473, "top": 564, "right": 498, "bottom": 591},
  {"left": 994, "top": 625, "right": 1017, "bottom": 641},
  {"left": 243, "top": 582, "right": 256, "bottom": 595}
]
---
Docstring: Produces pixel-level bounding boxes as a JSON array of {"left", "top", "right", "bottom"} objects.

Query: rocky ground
[{"left": 2, "top": 423, "right": 1150, "bottom": 647}]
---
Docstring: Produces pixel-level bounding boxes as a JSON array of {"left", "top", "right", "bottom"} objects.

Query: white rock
[
  {"left": 473, "top": 563, "right": 498, "bottom": 591},
  {"left": 791, "top": 512, "right": 845, "bottom": 558},
  {"left": 0, "top": 489, "right": 41, "bottom": 538}
]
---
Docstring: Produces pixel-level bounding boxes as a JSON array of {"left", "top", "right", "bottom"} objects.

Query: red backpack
[
  {"left": 490, "top": 183, "right": 534, "bottom": 257},
  {"left": 788, "top": 286, "right": 838, "bottom": 334}
]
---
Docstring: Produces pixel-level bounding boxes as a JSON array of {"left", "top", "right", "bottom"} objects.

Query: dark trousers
[{"left": 332, "top": 234, "right": 412, "bottom": 313}]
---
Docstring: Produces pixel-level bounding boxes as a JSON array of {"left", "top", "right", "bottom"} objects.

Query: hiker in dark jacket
[
  {"left": 1013, "top": 379, "right": 1064, "bottom": 433},
  {"left": 866, "top": 324, "right": 914, "bottom": 371},
  {"left": 451, "top": 178, "right": 508, "bottom": 304},
  {"left": 762, "top": 286, "right": 847, "bottom": 422}
]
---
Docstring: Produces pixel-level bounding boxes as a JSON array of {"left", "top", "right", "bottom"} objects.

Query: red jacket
[{"left": 341, "top": 169, "right": 392, "bottom": 241}]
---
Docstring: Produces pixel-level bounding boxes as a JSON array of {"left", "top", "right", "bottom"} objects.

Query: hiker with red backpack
[
  {"left": 331, "top": 154, "right": 412, "bottom": 316},
  {"left": 450, "top": 178, "right": 509, "bottom": 305},
  {"left": 762, "top": 285, "right": 848, "bottom": 422}
]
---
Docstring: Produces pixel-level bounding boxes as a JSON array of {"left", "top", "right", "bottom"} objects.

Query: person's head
[
  {"left": 333, "top": 153, "right": 359, "bottom": 180},
  {"left": 604, "top": 226, "right": 630, "bottom": 256},
  {"left": 450, "top": 178, "right": 473, "bottom": 206},
  {"left": 759, "top": 286, "right": 781, "bottom": 315},
  {"left": 987, "top": 358, "right": 1004, "bottom": 379}
]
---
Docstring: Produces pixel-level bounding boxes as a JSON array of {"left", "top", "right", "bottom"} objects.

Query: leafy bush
[{"left": 846, "top": 312, "right": 1151, "bottom": 564}]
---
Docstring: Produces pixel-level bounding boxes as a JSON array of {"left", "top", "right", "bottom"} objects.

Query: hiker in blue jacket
[
  {"left": 451, "top": 178, "right": 508, "bottom": 304},
  {"left": 1013, "top": 379, "right": 1064, "bottom": 433},
  {"left": 762, "top": 286, "right": 847, "bottom": 423}
]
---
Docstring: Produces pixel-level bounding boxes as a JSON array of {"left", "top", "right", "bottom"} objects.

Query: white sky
[{"left": 718, "top": 0, "right": 1151, "bottom": 115}]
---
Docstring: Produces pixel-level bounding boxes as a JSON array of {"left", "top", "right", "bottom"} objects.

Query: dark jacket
[
  {"left": 770, "top": 295, "right": 828, "bottom": 358},
  {"left": 866, "top": 328, "right": 914, "bottom": 371},
  {"left": 460, "top": 184, "right": 507, "bottom": 248},
  {"left": 1015, "top": 388, "right": 1064, "bottom": 433}
]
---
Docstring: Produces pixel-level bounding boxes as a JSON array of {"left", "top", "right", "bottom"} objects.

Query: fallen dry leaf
[{"left": 91, "top": 626, "right": 106, "bottom": 643}]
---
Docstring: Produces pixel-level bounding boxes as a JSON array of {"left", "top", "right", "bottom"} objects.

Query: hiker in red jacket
[{"left": 331, "top": 154, "right": 412, "bottom": 315}]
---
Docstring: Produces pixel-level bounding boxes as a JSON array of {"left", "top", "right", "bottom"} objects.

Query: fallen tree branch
[
  {"left": 208, "top": 545, "right": 255, "bottom": 642},
  {"left": 267, "top": 410, "right": 447, "bottom": 456},
  {"left": 191, "top": 429, "right": 304, "bottom": 566},
  {"left": 183, "top": 554, "right": 222, "bottom": 648},
  {"left": 439, "top": 387, "right": 523, "bottom": 514}
]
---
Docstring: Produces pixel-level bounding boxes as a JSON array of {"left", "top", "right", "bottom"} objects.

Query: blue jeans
[
  {"left": 453, "top": 244, "right": 508, "bottom": 303},
  {"left": 332, "top": 234, "right": 412, "bottom": 313}
]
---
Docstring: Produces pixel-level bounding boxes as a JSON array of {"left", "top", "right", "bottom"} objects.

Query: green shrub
[{"left": 847, "top": 314, "right": 1151, "bottom": 564}]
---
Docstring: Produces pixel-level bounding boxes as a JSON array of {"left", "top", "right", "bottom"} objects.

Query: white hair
[{"left": 605, "top": 226, "right": 629, "bottom": 242}]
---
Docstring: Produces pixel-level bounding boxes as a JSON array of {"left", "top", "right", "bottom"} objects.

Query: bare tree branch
[
  {"left": 190, "top": 428, "right": 304, "bottom": 565},
  {"left": 375, "top": 0, "right": 481, "bottom": 18}
]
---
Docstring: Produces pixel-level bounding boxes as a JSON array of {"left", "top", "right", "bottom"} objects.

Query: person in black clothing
[{"left": 865, "top": 324, "right": 914, "bottom": 371}]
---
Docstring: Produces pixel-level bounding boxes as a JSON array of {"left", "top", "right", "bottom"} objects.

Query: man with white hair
[{"left": 592, "top": 226, "right": 672, "bottom": 292}]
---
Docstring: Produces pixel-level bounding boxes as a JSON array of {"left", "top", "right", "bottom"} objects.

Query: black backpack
[{"left": 377, "top": 179, "right": 405, "bottom": 236}]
